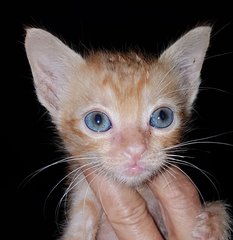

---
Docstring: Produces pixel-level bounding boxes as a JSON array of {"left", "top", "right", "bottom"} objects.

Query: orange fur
[{"left": 25, "top": 27, "right": 231, "bottom": 240}]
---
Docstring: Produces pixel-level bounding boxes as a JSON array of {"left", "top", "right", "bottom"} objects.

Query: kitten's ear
[
  {"left": 25, "top": 28, "right": 85, "bottom": 117},
  {"left": 159, "top": 26, "right": 211, "bottom": 106}
]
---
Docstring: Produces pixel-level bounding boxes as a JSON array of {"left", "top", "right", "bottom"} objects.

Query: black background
[{"left": 6, "top": 1, "right": 233, "bottom": 239}]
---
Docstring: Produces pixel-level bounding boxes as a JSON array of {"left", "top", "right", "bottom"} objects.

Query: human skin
[{"left": 85, "top": 168, "right": 202, "bottom": 240}]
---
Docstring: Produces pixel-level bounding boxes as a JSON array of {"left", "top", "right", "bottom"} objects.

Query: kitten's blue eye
[
  {"left": 150, "top": 107, "right": 174, "bottom": 129},
  {"left": 84, "top": 111, "right": 112, "bottom": 132}
]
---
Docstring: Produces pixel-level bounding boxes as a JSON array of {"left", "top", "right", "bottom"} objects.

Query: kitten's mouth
[
  {"left": 125, "top": 162, "right": 145, "bottom": 176},
  {"left": 117, "top": 162, "right": 155, "bottom": 186}
]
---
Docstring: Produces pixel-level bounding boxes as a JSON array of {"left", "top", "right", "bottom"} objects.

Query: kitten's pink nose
[
  {"left": 119, "top": 128, "right": 147, "bottom": 164},
  {"left": 123, "top": 143, "right": 146, "bottom": 163}
]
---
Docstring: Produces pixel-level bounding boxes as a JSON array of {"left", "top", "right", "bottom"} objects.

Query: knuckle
[{"left": 109, "top": 198, "right": 148, "bottom": 226}]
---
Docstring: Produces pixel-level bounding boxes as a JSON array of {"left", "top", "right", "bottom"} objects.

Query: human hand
[{"left": 85, "top": 168, "right": 202, "bottom": 240}]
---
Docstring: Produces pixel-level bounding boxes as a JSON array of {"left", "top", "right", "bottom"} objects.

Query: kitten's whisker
[
  {"left": 81, "top": 167, "right": 104, "bottom": 239},
  {"left": 19, "top": 158, "right": 73, "bottom": 189},
  {"left": 166, "top": 153, "right": 194, "bottom": 159},
  {"left": 166, "top": 157, "right": 197, "bottom": 169},
  {"left": 166, "top": 157, "right": 219, "bottom": 199},
  {"left": 64, "top": 163, "right": 100, "bottom": 199},
  {"left": 19, "top": 155, "right": 100, "bottom": 189},
  {"left": 211, "top": 22, "right": 231, "bottom": 39},
  {"left": 55, "top": 168, "right": 83, "bottom": 222},
  {"left": 158, "top": 165, "right": 173, "bottom": 193},
  {"left": 166, "top": 156, "right": 206, "bottom": 174},
  {"left": 67, "top": 162, "right": 102, "bottom": 191},
  {"left": 199, "top": 86, "right": 233, "bottom": 95},
  {"left": 44, "top": 167, "right": 81, "bottom": 218},
  {"left": 169, "top": 141, "right": 233, "bottom": 149},
  {"left": 44, "top": 154, "right": 99, "bottom": 225},
  {"left": 97, "top": 171, "right": 113, "bottom": 215},
  {"left": 168, "top": 131, "right": 233, "bottom": 149},
  {"left": 166, "top": 162, "right": 205, "bottom": 203},
  {"left": 165, "top": 145, "right": 204, "bottom": 153},
  {"left": 45, "top": 161, "right": 99, "bottom": 211},
  {"left": 82, "top": 167, "right": 106, "bottom": 207},
  {"left": 165, "top": 148, "right": 190, "bottom": 153},
  {"left": 163, "top": 165, "right": 177, "bottom": 179},
  {"left": 61, "top": 160, "right": 101, "bottom": 215},
  {"left": 164, "top": 132, "right": 233, "bottom": 151},
  {"left": 55, "top": 163, "right": 101, "bottom": 222}
]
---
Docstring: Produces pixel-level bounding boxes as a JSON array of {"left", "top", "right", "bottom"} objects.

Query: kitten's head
[{"left": 25, "top": 27, "right": 211, "bottom": 186}]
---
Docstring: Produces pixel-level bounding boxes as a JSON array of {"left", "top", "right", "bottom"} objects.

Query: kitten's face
[
  {"left": 57, "top": 54, "right": 187, "bottom": 186},
  {"left": 25, "top": 27, "right": 211, "bottom": 186}
]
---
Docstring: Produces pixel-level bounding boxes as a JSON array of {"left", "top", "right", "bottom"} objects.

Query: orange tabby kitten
[{"left": 25, "top": 26, "right": 231, "bottom": 239}]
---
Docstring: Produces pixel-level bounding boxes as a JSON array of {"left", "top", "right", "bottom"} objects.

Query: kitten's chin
[
  {"left": 103, "top": 162, "right": 163, "bottom": 187},
  {"left": 116, "top": 168, "right": 155, "bottom": 187}
]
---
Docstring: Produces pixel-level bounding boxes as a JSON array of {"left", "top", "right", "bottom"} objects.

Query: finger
[
  {"left": 85, "top": 170, "right": 163, "bottom": 240},
  {"left": 149, "top": 167, "right": 202, "bottom": 239}
]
